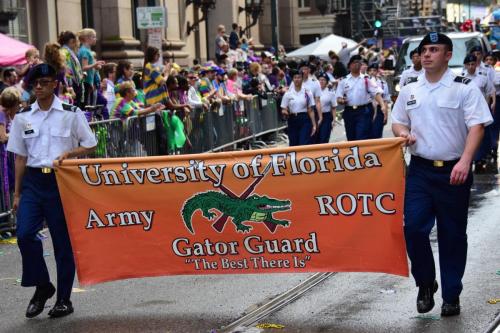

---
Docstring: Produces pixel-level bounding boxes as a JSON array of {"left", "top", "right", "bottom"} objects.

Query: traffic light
[
  {"left": 374, "top": 8, "right": 383, "bottom": 38},
  {"left": 374, "top": 9, "right": 382, "bottom": 28}
]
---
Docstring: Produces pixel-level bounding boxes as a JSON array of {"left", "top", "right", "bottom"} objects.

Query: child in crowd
[
  {"left": 78, "top": 28, "right": 105, "bottom": 106},
  {"left": 18, "top": 48, "right": 42, "bottom": 79},
  {"left": 111, "top": 81, "right": 164, "bottom": 120},
  {"left": 59, "top": 30, "right": 85, "bottom": 107},
  {"left": 102, "top": 62, "right": 117, "bottom": 114},
  {"left": 116, "top": 60, "right": 134, "bottom": 85}
]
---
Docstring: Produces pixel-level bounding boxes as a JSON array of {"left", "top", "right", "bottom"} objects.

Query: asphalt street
[{"left": 0, "top": 122, "right": 499, "bottom": 333}]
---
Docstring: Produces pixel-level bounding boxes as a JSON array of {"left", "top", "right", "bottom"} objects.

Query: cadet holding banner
[{"left": 7, "top": 64, "right": 97, "bottom": 319}]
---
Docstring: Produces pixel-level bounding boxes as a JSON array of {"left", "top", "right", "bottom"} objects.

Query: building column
[
  {"left": 277, "top": 0, "right": 300, "bottom": 50},
  {"left": 56, "top": 0, "right": 83, "bottom": 33},
  {"left": 27, "top": 0, "right": 58, "bottom": 50},
  {"left": 94, "top": 0, "right": 144, "bottom": 66},
  {"left": 161, "top": 0, "right": 190, "bottom": 66}
]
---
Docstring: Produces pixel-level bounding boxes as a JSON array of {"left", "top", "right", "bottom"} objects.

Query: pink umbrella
[{"left": 0, "top": 33, "right": 34, "bottom": 66}]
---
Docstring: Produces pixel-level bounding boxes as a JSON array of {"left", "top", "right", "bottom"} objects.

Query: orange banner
[{"left": 55, "top": 138, "right": 409, "bottom": 285}]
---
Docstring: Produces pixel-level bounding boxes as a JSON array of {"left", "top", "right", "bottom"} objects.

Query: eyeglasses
[
  {"left": 32, "top": 79, "right": 54, "bottom": 87},
  {"left": 187, "top": 76, "right": 197, "bottom": 80}
]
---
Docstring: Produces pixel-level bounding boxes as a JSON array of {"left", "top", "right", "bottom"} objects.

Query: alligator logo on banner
[{"left": 181, "top": 163, "right": 292, "bottom": 234}]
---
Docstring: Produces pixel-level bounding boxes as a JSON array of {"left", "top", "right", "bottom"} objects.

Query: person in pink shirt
[{"left": 226, "top": 68, "right": 252, "bottom": 101}]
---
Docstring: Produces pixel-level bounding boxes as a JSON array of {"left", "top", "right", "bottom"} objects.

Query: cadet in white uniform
[
  {"left": 485, "top": 52, "right": 500, "bottom": 163},
  {"left": 470, "top": 45, "right": 496, "bottom": 86},
  {"left": 299, "top": 62, "right": 322, "bottom": 123},
  {"left": 281, "top": 69, "right": 316, "bottom": 146},
  {"left": 368, "top": 63, "right": 391, "bottom": 138},
  {"left": 336, "top": 55, "right": 386, "bottom": 141},
  {"left": 392, "top": 33, "right": 493, "bottom": 317},
  {"left": 316, "top": 73, "right": 337, "bottom": 143},
  {"left": 461, "top": 54, "right": 495, "bottom": 101},
  {"left": 468, "top": 51, "right": 498, "bottom": 171},
  {"left": 7, "top": 64, "right": 97, "bottom": 319},
  {"left": 400, "top": 48, "right": 424, "bottom": 87}
]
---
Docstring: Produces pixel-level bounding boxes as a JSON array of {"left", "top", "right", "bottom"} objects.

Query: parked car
[{"left": 388, "top": 32, "right": 492, "bottom": 99}]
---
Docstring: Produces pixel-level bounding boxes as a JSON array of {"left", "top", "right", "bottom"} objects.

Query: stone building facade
[{"left": 1, "top": 0, "right": 305, "bottom": 67}]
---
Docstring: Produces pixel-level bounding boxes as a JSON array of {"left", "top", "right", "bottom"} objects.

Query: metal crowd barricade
[
  {"left": 246, "top": 96, "right": 262, "bottom": 136},
  {"left": 88, "top": 118, "right": 125, "bottom": 158},
  {"left": 212, "top": 102, "right": 235, "bottom": 149},
  {"left": 125, "top": 114, "right": 159, "bottom": 156},
  {"left": 184, "top": 106, "right": 214, "bottom": 154},
  {"left": 0, "top": 149, "right": 14, "bottom": 235},
  {"left": 85, "top": 94, "right": 287, "bottom": 157}
]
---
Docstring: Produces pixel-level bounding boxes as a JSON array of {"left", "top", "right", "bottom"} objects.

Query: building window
[
  {"left": 0, "top": 0, "right": 28, "bottom": 42},
  {"left": 81, "top": 0, "right": 94, "bottom": 28},
  {"left": 298, "top": 0, "right": 310, "bottom": 9}
]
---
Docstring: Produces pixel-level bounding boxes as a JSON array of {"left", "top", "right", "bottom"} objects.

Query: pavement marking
[{"left": 219, "top": 272, "right": 335, "bottom": 333}]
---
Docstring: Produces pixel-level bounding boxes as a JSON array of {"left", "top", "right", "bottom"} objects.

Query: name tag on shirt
[
  {"left": 407, "top": 100, "right": 417, "bottom": 106},
  {"left": 24, "top": 129, "right": 35, "bottom": 135}
]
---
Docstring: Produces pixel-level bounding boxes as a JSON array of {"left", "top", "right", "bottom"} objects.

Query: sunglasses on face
[{"left": 32, "top": 79, "right": 54, "bottom": 87}]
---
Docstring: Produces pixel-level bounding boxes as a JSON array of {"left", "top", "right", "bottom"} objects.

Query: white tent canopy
[{"left": 286, "top": 34, "right": 358, "bottom": 60}]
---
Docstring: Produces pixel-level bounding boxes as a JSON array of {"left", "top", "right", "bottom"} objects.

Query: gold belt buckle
[
  {"left": 352, "top": 105, "right": 358, "bottom": 110},
  {"left": 433, "top": 160, "right": 444, "bottom": 167},
  {"left": 41, "top": 167, "right": 52, "bottom": 174}
]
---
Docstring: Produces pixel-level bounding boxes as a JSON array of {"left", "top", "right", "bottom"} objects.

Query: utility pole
[{"left": 271, "top": 0, "right": 279, "bottom": 57}]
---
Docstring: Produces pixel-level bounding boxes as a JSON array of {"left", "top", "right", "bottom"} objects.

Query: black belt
[
  {"left": 411, "top": 155, "right": 459, "bottom": 168},
  {"left": 289, "top": 112, "right": 307, "bottom": 117},
  {"left": 345, "top": 103, "right": 370, "bottom": 110},
  {"left": 27, "top": 166, "right": 54, "bottom": 174}
]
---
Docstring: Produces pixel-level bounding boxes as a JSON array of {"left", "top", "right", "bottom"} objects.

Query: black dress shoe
[
  {"left": 48, "top": 299, "right": 74, "bottom": 318},
  {"left": 26, "top": 282, "right": 56, "bottom": 318},
  {"left": 417, "top": 280, "right": 438, "bottom": 313},
  {"left": 441, "top": 299, "right": 460, "bottom": 316}
]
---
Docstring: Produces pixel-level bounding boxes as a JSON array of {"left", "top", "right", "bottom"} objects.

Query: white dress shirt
[
  {"left": 280, "top": 85, "right": 314, "bottom": 114},
  {"left": 335, "top": 74, "right": 383, "bottom": 106},
  {"left": 461, "top": 68, "right": 495, "bottom": 100},
  {"left": 400, "top": 65, "right": 424, "bottom": 87},
  {"left": 319, "top": 87, "right": 337, "bottom": 113},
  {"left": 392, "top": 69, "right": 493, "bottom": 161},
  {"left": 7, "top": 96, "right": 97, "bottom": 168}
]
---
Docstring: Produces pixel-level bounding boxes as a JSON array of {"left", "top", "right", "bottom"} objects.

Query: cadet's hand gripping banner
[{"left": 56, "top": 138, "right": 409, "bottom": 285}]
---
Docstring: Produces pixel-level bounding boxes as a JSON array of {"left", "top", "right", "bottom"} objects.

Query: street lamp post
[
  {"left": 186, "top": 0, "right": 216, "bottom": 35},
  {"left": 315, "top": 0, "right": 328, "bottom": 16},
  {"left": 238, "top": 0, "right": 263, "bottom": 38},
  {"left": 186, "top": 0, "right": 216, "bottom": 61}
]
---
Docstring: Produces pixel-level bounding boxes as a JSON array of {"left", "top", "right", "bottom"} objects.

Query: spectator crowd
[{"left": 0, "top": 22, "right": 499, "bottom": 177}]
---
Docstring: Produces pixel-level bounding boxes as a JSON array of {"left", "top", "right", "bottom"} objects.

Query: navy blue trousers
[
  {"left": 404, "top": 158, "right": 472, "bottom": 302},
  {"left": 342, "top": 105, "right": 373, "bottom": 141},
  {"left": 371, "top": 105, "right": 385, "bottom": 139},
  {"left": 316, "top": 112, "right": 333, "bottom": 144},
  {"left": 16, "top": 168, "right": 75, "bottom": 301},
  {"left": 490, "top": 101, "right": 500, "bottom": 155},
  {"left": 475, "top": 125, "right": 492, "bottom": 161},
  {"left": 287, "top": 113, "right": 313, "bottom": 146}
]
